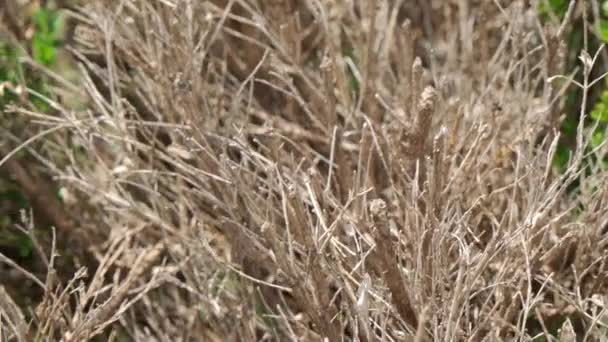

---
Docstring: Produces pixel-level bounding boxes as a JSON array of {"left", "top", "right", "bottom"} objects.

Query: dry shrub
[{"left": 2, "top": 0, "right": 608, "bottom": 341}]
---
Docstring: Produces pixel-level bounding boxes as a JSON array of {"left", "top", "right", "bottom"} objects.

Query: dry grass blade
[{"left": 0, "top": 286, "right": 29, "bottom": 342}]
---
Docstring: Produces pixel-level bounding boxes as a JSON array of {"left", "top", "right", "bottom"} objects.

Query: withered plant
[{"left": 2, "top": 0, "right": 608, "bottom": 341}]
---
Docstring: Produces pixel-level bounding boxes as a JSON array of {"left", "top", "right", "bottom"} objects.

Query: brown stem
[{"left": 369, "top": 199, "right": 419, "bottom": 330}]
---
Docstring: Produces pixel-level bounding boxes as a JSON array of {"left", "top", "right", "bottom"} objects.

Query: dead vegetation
[{"left": 2, "top": 0, "right": 608, "bottom": 341}]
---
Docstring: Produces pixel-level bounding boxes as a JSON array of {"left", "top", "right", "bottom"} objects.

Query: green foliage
[
  {"left": 598, "top": 19, "right": 608, "bottom": 43},
  {"left": 587, "top": 0, "right": 608, "bottom": 160},
  {"left": 1, "top": 6, "right": 64, "bottom": 260},
  {"left": 0, "top": 43, "right": 34, "bottom": 257},
  {"left": 32, "top": 7, "right": 64, "bottom": 66},
  {"left": 538, "top": 0, "right": 569, "bottom": 19},
  {"left": 1, "top": 7, "right": 63, "bottom": 109},
  {"left": 0, "top": 42, "right": 23, "bottom": 108},
  {"left": 539, "top": 0, "right": 608, "bottom": 174},
  {"left": 597, "top": 0, "right": 608, "bottom": 44},
  {"left": 589, "top": 84, "right": 608, "bottom": 170},
  {"left": 553, "top": 143, "right": 571, "bottom": 174},
  {"left": 591, "top": 87, "right": 608, "bottom": 123}
]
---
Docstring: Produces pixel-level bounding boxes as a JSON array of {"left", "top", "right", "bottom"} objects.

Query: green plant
[
  {"left": 0, "top": 6, "right": 64, "bottom": 261},
  {"left": 539, "top": 1, "right": 608, "bottom": 174},
  {"left": 1, "top": 7, "right": 63, "bottom": 109},
  {"left": 31, "top": 7, "right": 64, "bottom": 67},
  {"left": 538, "top": 0, "right": 570, "bottom": 19},
  {"left": 0, "top": 42, "right": 23, "bottom": 108}
]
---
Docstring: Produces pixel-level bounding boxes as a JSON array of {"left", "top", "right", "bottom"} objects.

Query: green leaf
[
  {"left": 32, "top": 34, "right": 57, "bottom": 66},
  {"left": 33, "top": 8, "right": 60, "bottom": 35},
  {"left": 591, "top": 88, "right": 608, "bottom": 123},
  {"left": 538, "top": 0, "right": 569, "bottom": 19},
  {"left": 598, "top": 19, "right": 608, "bottom": 43},
  {"left": 591, "top": 106, "right": 608, "bottom": 123},
  {"left": 591, "top": 130, "right": 607, "bottom": 148},
  {"left": 31, "top": 7, "right": 63, "bottom": 66},
  {"left": 553, "top": 144, "right": 571, "bottom": 174}
]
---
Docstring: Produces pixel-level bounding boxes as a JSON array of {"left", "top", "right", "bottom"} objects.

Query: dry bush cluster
[{"left": 2, "top": 0, "right": 608, "bottom": 341}]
